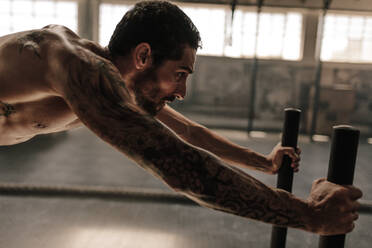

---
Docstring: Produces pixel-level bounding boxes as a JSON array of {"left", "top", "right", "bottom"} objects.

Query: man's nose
[{"left": 175, "top": 81, "right": 186, "bottom": 100}]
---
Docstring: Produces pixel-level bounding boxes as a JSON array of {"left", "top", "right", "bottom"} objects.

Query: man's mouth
[{"left": 162, "top": 96, "right": 176, "bottom": 104}]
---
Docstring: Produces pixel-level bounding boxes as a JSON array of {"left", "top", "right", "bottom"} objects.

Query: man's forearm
[
  {"left": 175, "top": 124, "right": 272, "bottom": 172},
  {"left": 156, "top": 107, "right": 272, "bottom": 172},
  {"left": 174, "top": 149, "right": 311, "bottom": 231}
]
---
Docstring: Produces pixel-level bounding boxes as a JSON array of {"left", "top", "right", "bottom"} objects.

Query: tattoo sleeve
[
  {"left": 62, "top": 51, "right": 310, "bottom": 231},
  {"left": 0, "top": 101, "right": 16, "bottom": 117},
  {"left": 17, "top": 31, "right": 44, "bottom": 59}
]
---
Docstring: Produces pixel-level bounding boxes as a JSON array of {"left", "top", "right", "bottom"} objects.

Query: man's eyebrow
[{"left": 179, "top": 66, "right": 194, "bottom": 74}]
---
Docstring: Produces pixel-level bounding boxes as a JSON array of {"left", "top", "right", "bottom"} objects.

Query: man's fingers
[
  {"left": 277, "top": 147, "right": 301, "bottom": 173},
  {"left": 271, "top": 145, "right": 301, "bottom": 173},
  {"left": 345, "top": 222, "right": 355, "bottom": 233},
  {"left": 344, "top": 185, "right": 363, "bottom": 200},
  {"left": 291, "top": 160, "right": 300, "bottom": 171},
  {"left": 352, "top": 212, "right": 359, "bottom": 221},
  {"left": 340, "top": 200, "right": 361, "bottom": 213},
  {"left": 352, "top": 201, "right": 361, "bottom": 212},
  {"left": 296, "top": 146, "right": 301, "bottom": 155},
  {"left": 282, "top": 147, "right": 300, "bottom": 159}
]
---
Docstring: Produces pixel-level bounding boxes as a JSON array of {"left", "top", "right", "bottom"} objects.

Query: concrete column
[
  {"left": 78, "top": 0, "right": 100, "bottom": 41},
  {"left": 301, "top": 10, "right": 320, "bottom": 64}
]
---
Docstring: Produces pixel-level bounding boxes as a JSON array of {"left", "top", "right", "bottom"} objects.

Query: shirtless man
[{"left": 0, "top": 1, "right": 362, "bottom": 235}]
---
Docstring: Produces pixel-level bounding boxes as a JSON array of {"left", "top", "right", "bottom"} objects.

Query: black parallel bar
[
  {"left": 309, "top": 13, "right": 325, "bottom": 140},
  {"left": 318, "top": 125, "right": 360, "bottom": 248},
  {"left": 247, "top": 0, "right": 263, "bottom": 133},
  {"left": 310, "top": 0, "right": 331, "bottom": 141},
  {"left": 270, "top": 108, "right": 301, "bottom": 248},
  {"left": 247, "top": 57, "right": 258, "bottom": 133}
]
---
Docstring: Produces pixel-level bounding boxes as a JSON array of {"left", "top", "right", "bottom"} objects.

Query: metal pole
[
  {"left": 309, "top": 0, "right": 331, "bottom": 141},
  {"left": 318, "top": 125, "right": 360, "bottom": 248},
  {"left": 247, "top": 0, "right": 263, "bottom": 134},
  {"left": 270, "top": 108, "right": 301, "bottom": 248}
]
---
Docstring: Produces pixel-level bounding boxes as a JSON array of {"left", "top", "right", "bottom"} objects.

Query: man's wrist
[
  {"left": 244, "top": 148, "right": 273, "bottom": 173},
  {"left": 274, "top": 188, "right": 318, "bottom": 233},
  {"left": 258, "top": 152, "right": 275, "bottom": 174},
  {"left": 294, "top": 195, "right": 322, "bottom": 234}
]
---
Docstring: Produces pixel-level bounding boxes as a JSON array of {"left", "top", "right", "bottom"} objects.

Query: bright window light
[
  {"left": 312, "top": 135, "right": 330, "bottom": 142},
  {"left": 225, "top": 9, "right": 302, "bottom": 60},
  {"left": 0, "top": 0, "right": 77, "bottom": 37},
  {"left": 321, "top": 13, "right": 372, "bottom": 63},
  {"left": 99, "top": 3, "right": 132, "bottom": 46},
  {"left": 98, "top": 2, "right": 303, "bottom": 60},
  {"left": 181, "top": 5, "right": 302, "bottom": 59},
  {"left": 181, "top": 5, "right": 227, "bottom": 56}
]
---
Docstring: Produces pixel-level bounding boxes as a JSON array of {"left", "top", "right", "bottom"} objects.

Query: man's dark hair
[{"left": 108, "top": 1, "right": 201, "bottom": 66}]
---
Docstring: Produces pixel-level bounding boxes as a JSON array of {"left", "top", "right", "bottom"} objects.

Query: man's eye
[{"left": 176, "top": 72, "right": 186, "bottom": 80}]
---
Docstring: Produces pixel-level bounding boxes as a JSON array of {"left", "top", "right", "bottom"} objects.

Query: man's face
[{"left": 132, "top": 46, "right": 196, "bottom": 116}]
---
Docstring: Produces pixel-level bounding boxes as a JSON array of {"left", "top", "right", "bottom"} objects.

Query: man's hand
[
  {"left": 266, "top": 142, "right": 301, "bottom": 174},
  {"left": 306, "top": 178, "right": 362, "bottom": 235}
]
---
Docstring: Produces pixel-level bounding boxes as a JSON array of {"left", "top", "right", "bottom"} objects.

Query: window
[
  {"left": 0, "top": 0, "right": 78, "bottom": 36},
  {"left": 181, "top": 5, "right": 228, "bottom": 56},
  {"left": 181, "top": 5, "right": 302, "bottom": 60},
  {"left": 99, "top": 3, "right": 131, "bottom": 46},
  {"left": 98, "top": 2, "right": 303, "bottom": 60},
  {"left": 225, "top": 9, "right": 302, "bottom": 60},
  {"left": 321, "top": 13, "right": 372, "bottom": 63},
  {"left": 98, "top": 3, "right": 228, "bottom": 54}
]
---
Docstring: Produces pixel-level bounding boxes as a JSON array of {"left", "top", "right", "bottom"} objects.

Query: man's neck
[{"left": 109, "top": 54, "right": 138, "bottom": 104}]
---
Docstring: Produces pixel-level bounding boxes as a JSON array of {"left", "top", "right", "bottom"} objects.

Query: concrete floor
[{"left": 0, "top": 127, "right": 371, "bottom": 248}]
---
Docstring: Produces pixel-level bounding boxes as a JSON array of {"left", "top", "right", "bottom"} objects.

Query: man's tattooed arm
[
  {"left": 60, "top": 50, "right": 317, "bottom": 233},
  {"left": 17, "top": 31, "right": 45, "bottom": 59},
  {"left": 0, "top": 101, "right": 16, "bottom": 117}
]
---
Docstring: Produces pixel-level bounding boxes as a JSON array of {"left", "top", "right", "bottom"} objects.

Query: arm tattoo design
[
  {"left": 64, "top": 51, "right": 308, "bottom": 230},
  {"left": 17, "top": 31, "right": 44, "bottom": 59},
  {"left": 0, "top": 101, "right": 16, "bottom": 117}
]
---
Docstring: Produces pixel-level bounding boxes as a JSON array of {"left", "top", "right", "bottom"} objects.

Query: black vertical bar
[
  {"left": 247, "top": 0, "right": 264, "bottom": 134},
  {"left": 309, "top": 0, "right": 331, "bottom": 141},
  {"left": 309, "top": 14, "right": 325, "bottom": 140},
  {"left": 318, "top": 125, "right": 359, "bottom": 248},
  {"left": 309, "top": 59, "right": 322, "bottom": 140},
  {"left": 270, "top": 108, "right": 301, "bottom": 248},
  {"left": 247, "top": 57, "right": 258, "bottom": 133}
]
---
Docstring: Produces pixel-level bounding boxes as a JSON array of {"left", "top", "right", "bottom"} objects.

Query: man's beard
[{"left": 132, "top": 66, "right": 163, "bottom": 116}]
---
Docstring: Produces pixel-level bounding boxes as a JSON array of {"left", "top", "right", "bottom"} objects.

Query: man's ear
[{"left": 133, "top": 43, "right": 152, "bottom": 70}]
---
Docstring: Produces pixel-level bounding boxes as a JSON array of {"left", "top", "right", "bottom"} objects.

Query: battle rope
[
  {"left": 0, "top": 182, "right": 197, "bottom": 206},
  {"left": 1, "top": 182, "right": 371, "bottom": 214}
]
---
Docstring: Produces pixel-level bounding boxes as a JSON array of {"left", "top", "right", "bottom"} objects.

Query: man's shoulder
[
  {"left": 41, "top": 24, "right": 79, "bottom": 38},
  {"left": 40, "top": 25, "right": 110, "bottom": 69},
  {"left": 0, "top": 25, "right": 84, "bottom": 65}
]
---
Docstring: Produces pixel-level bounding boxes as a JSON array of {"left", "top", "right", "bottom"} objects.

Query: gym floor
[{"left": 0, "top": 127, "right": 371, "bottom": 248}]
